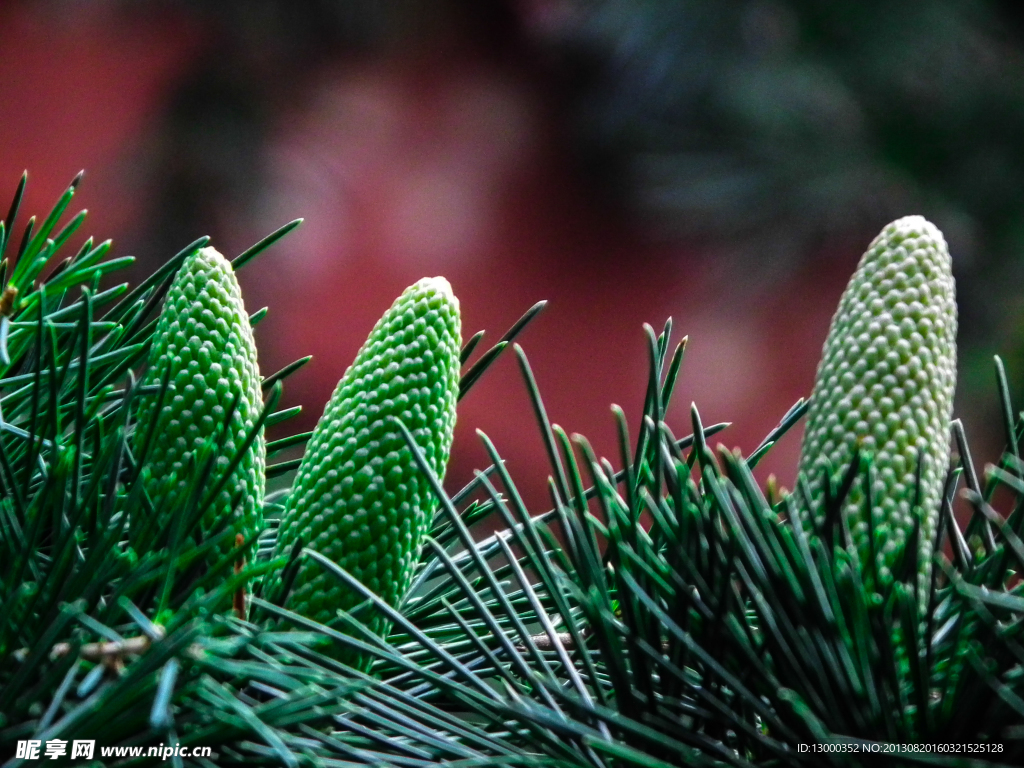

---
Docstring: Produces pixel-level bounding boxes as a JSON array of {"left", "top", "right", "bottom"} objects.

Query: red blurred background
[{"left": 0, "top": 0, "right": 1011, "bottom": 516}]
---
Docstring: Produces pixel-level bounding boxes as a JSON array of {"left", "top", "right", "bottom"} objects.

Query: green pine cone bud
[
  {"left": 135, "top": 246, "right": 266, "bottom": 564},
  {"left": 275, "top": 276, "right": 461, "bottom": 636},
  {"left": 798, "top": 216, "right": 957, "bottom": 590}
]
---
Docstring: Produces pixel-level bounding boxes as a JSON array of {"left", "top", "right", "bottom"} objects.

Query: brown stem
[
  {"left": 47, "top": 626, "right": 165, "bottom": 663},
  {"left": 0, "top": 285, "right": 18, "bottom": 316}
]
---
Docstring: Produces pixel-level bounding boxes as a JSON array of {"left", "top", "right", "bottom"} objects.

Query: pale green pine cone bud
[
  {"left": 798, "top": 215, "right": 957, "bottom": 591},
  {"left": 275, "top": 277, "right": 461, "bottom": 650},
  {"left": 135, "top": 246, "right": 266, "bottom": 565}
]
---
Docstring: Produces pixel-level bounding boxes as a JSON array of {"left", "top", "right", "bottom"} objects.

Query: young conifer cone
[
  {"left": 135, "top": 246, "right": 265, "bottom": 563},
  {"left": 798, "top": 216, "right": 957, "bottom": 590},
  {"left": 275, "top": 277, "right": 461, "bottom": 634}
]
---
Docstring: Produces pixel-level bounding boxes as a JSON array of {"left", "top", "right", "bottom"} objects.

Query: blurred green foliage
[
  {"left": 117, "top": 0, "right": 1024, "bottom": 439},
  {"left": 547, "top": 0, "right": 1024, "bottom": 409}
]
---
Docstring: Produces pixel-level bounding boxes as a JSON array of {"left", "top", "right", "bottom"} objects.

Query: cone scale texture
[
  {"left": 135, "top": 246, "right": 266, "bottom": 562},
  {"left": 798, "top": 216, "right": 957, "bottom": 588},
  {"left": 276, "top": 277, "right": 461, "bottom": 630}
]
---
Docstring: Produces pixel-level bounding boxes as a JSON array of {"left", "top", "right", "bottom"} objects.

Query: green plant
[
  {"left": 2, "top": 173, "right": 1024, "bottom": 768},
  {"left": 0, "top": 173, "right": 307, "bottom": 758},
  {"left": 270, "top": 276, "right": 461, "bottom": 664},
  {"left": 133, "top": 245, "right": 266, "bottom": 569},
  {"left": 798, "top": 215, "right": 957, "bottom": 595}
]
